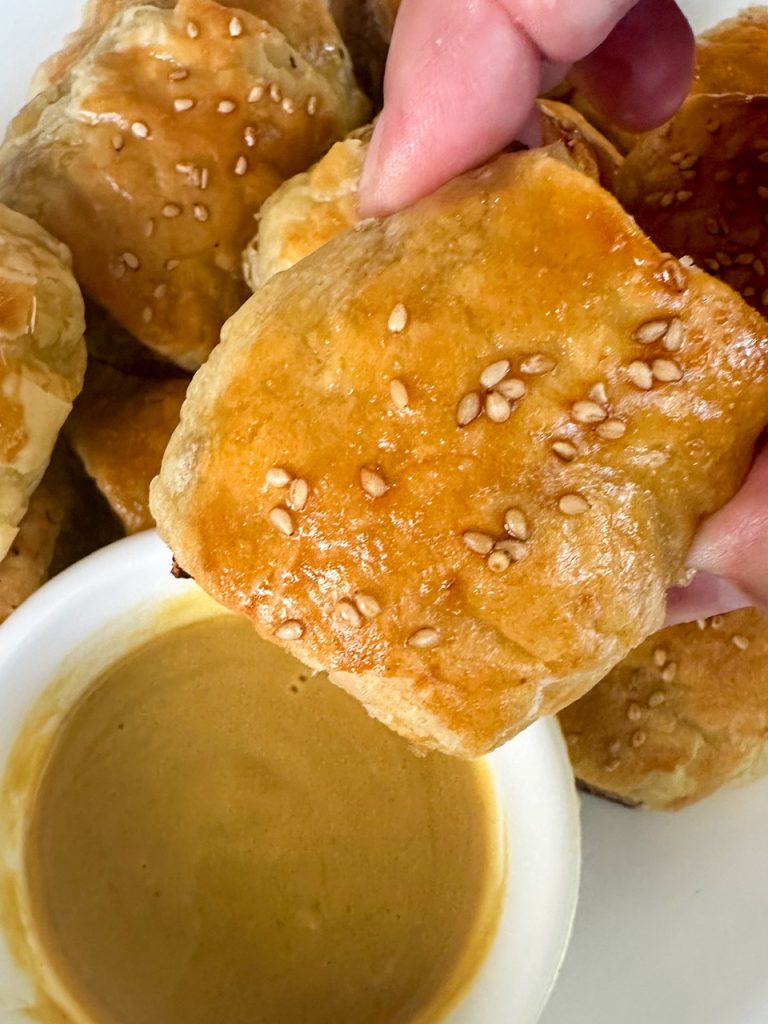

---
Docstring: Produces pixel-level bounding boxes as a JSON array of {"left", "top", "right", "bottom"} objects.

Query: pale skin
[{"left": 359, "top": 0, "right": 766, "bottom": 625}]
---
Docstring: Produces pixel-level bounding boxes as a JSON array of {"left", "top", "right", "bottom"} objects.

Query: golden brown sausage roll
[
  {"left": 67, "top": 363, "right": 188, "bottom": 534},
  {"left": 151, "top": 148, "right": 768, "bottom": 757},
  {"left": 561, "top": 610, "right": 768, "bottom": 810},
  {"left": 692, "top": 7, "right": 768, "bottom": 96},
  {"left": 0, "top": 203, "right": 85, "bottom": 563},
  {"left": 0, "top": 0, "right": 368, "bottom": 369},
  {"left": 617, "top": 94, "right": 768, "bottom": 315}
]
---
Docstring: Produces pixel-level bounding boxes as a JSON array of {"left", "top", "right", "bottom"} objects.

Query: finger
[
  {"left": 684, "top": 445, "right": 768, "bottom": 608},
  {"left": 664, "top": 572, "right": 751, "bottom": 627},
  {"left": 359, "top": 0, "right": 540, "bottom": 217},
  {"left": 569, "top": 0, "right": 695, "bottom": 132}
]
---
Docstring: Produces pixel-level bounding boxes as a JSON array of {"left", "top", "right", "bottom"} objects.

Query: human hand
[{"left": 358, "top": 0, "right": 695, "bottom": 216}]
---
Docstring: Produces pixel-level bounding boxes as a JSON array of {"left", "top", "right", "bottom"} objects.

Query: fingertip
[{"left": 569, "top": 0, "right": 694, "bottom": 133}]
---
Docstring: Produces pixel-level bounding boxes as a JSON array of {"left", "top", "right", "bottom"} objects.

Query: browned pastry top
[
  {"left": 152, "top": 148, "right": 768, "bottom": 756},
  {"left": 562, "top": 609, "right": 768, "bottom": 810},
  {"left": 67, "top": 364, "right": 188, "bottom": 534},
  {"left": 617, "top": 94, "right": 768, "bottom": 317},
  {"left": 0, "top": 0, "right": 367, "bottom": 368}
]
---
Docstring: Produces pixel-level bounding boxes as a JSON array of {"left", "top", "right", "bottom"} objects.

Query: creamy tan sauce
[{"left": 22, "top": 616, "right": 500, "bottom": 1024}]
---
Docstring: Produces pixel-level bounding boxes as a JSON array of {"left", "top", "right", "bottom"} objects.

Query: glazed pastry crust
[
  {"left": 67, "top": 363, "right": 187, "bottom": 534},
  {"left": 692, "top": 7, "right": 768, "bottom": 96},
  {"left": 616, "top": 94, "right": 768, "bottom": 316},
  {"left": 152, "top": 149, "right": 768, "bottom": 757},
  {"left": 561, "top": 610, "right": 768, "bottom": 810},
  {"left": 0, "top": 0, "right": 367, "bottom": 369},
  {"left": 0, "top": 203, "right": 85, "bottom": 562}
]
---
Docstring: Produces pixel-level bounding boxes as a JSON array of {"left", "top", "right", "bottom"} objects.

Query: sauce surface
[{"left": 24, "top": 615, "right": 499, "bottom": 1024}]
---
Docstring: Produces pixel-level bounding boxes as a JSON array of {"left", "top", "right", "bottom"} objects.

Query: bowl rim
[{"left": 0, "top": 530, "right": 581, "bottom": 1024}]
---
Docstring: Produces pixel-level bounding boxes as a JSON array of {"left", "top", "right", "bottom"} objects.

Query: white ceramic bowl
[{"left": 0, "top": 531, "right": 580, "bottom": 1024}]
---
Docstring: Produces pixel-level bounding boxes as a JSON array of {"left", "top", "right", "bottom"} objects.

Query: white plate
[{"left": 2, "top": 2, "right": 764, "bottom": 1023}]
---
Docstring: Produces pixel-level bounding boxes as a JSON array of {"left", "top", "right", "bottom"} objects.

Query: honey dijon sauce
[{"left": 19, "top": 615, "right": 501, "bottom": 1024}]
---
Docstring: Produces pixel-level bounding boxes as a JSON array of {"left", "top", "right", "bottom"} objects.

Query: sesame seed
[
  {"left": 142, "top": 307, "right": 152, "bottom": 323},
  {"left": 631, "top": 730, "right": 647, "bottom": 748},
  {"left": 229, "top": 15, "right": 243, "bottom": 36},
  {"left": 387, "top": 303, "right": 408, "bottom": 333},
  {"left": 487, "top": 549, "right": 511, "bottom": 573},
  {"left": 154, "top": 284, "right": 167, "bottom": 298},
  {"left": 661, "top": 662, "right": 677, "bottom": 683},
  {"left": 244, "top": 125, "right": 257, "bottom": 147},
  {"left": 463, "top": 531, "right": 494, "bottom": 555},
  {"left": 122, "top": 251, "right": 140, "bottom": 270},
  {"left": 680, "top": 153, "right": 698, "bottom": 170},
  {"left": 736, "top": 252, "right": 755, "bottom": 265},
  {"left": 248, "top": 83, "right": 265, "bottom": 102},
  {"left": 658, "top": 257, "right": 686, "bottom": 293},
  {"left": 596, "top": 419, "right": 626, "bottom": 440},
  {"left": 710, "top": 615, "right": 725, "bottom": 630},
  {"left": 111, "top": 133, "right": 124, "bottom": 151},
  {"left": 652, "top": 358, "right": 683, "bottom": 383},
  {"left": 589, "top": 382, "right": 608, "bottom": 406},
  {"left": 275, "top": 620, "right": 303, "bottom": 640},
  {"left": 266, "top": 467, "right": 292, "bottom": 487},
  {"left": 494, "top": 378, "right": 526, "bottom": 401},
  {"left": 389, "top": 378, "right": 409, "bottom": 409},
  {"left": 269, "top": 83, "right": 282, "bottom": 103},
  {"left": 609, "top": 740, "right": 622, "bottom": 756},
  {"left": 706, "top": 218, "right": 720, "bottom": 234},
  {"left": 520, "top": 353, "right": 556, "bottom": 375},
  {"left": 627, "top": 360, "right": 653, "bottom": 390},
  {"left": 112, "top": 263, "right": 126, "bottom": 279},
  {"left": 200, "top": 168, "right": 209, "bottom": 190},
  {"left": 627, "top": 702, "right": 643, "bottom": 723},
  {"left": 456, "top": 392, "right": 481, "bottom": 427},
  {"left": 552, "top": 439, "right": 578, "bottom": 461},
  {"left": 306, "top": 95, "right": 318, "bottom": 116},
  {"left": 162, "top": 203, "right": 182, "bottom": 218},
  {"left": 660, "top": 192, "right": 675, "bottom": 208},
  {"left": 762, "top": 289, "right": 768, "bottom": 307},
  {"left": 336, "top": 600, "right": 362, "bottom": 629},
  {"left": 705, "top": 118, "right": 720, "bottom": 132},
  {"left": 480, "top": 359, "right": 510, "bottom": 389},
  {"left": 354, "top": 594, "right": 381, "bottom": 619},
  {"left": 571, "top": 399, "right": 607, "bottom": 424},
  {"left": 186, "top": 20, "right": 199, "bottom": 38},
  {"left": 706, "top": 258, "right": 720, "bottom": 272},
  {"left": 680, "top": 255, "right": 695, "bottom": 268},
  {"left": 714, "top": 169, "right": 731, "bottom": 183},
  {"left": 288, "top": 478, "right": 309, "bottom": 511},
  {"left": 653, "top": 647, "right": 668, "bottom": 667},
  {"left": 168, "top": 68, "right": 189, "bottom": 81},
  {"left": 494, "top": 539, "right": 528, "bottom": 562},
  {"left": 174, "top": 97, "right": 195, "bottom": 112},
  {"left": 696, "top": 618, "right": 707, "bottom": 630},
  {"left": 676, "top": 190, "right": 693, "bottom": 202},
  {"left": 559, "top": 493, "right": 589, "bottom": 516},
  {"left": 407, "top": 627, "right": 440, "bottom": 649},
  {"left": 165, "top": 259, "right": 180, "bottom": 271},
  {"left": 234, "top": 155, "right": 248, "bottom": 176},
  {"left": 144, "top": 219, "right": 154, "bottom": 237},
  {"left": 732, "top": 634, "right": 750, "bottom": 651},
  {"left": 669, "top": 151, "right": 684, "bottom": 165},
  {"left": 662, "top": 318, "right": 684, "bottom": 352},
  {"left": 131, "top": 121, "right": 149, "bottom": 139},
  {"left": 605, "top": 758, "right": 620, "bottom": 773},
  {"left": 485, "top": 392, "right": 511, "bottom": 423},
  {"left": 360, "top": 468, "right": 389, "bottom": 498},
  {"left": 269, "top": 507, "right": 294, "bottom": 536},
  {"left": 281, "top": 97, "right": 295, "bottom": 114},
  {"left": 193, "top": 204, "right": 209, "bottom": 222},
  {"left": 755, "top": 259, "right": 766, "bottom": 276},
  {"left": 634, "top": 319, "right": 670, "bottom": 344},
  {"left": 218, "top": 99, "right": 236, "bottom": 113},
  {"left": 743, "top": 287, "right": 756, "bottom": 298},
  {"left": 648, "top": 691, "right": 666, "bottom": 708},
  {"left": 504, "top": 508, "right": 529, "bottom": 540}
]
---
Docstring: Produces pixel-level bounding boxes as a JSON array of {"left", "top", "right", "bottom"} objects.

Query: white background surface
[{"left": 2, "top": 2, "right": 766, "bottom": 1023}]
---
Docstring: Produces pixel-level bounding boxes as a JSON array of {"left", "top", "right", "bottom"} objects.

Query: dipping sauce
[{"left": 23, "top": 615, "right": 500, "bottom": 1024}]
